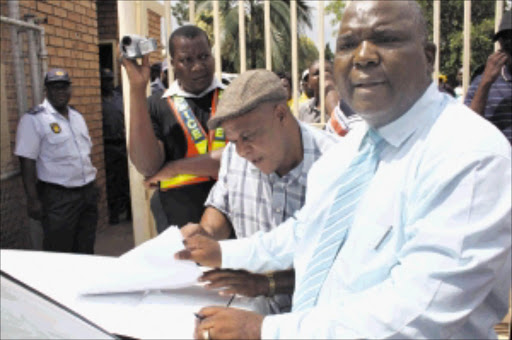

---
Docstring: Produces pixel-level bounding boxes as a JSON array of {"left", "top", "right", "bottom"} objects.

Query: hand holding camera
[
  {"left": 119, "top": 35, "right": 157, "bottom": 91},
  {"left": 120, "top": 35, "right": 158, "bottom": 59}
]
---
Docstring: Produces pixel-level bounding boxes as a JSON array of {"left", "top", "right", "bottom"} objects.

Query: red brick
[
  {"left": 88, "top": 44, "right": 98, "bottom": 53},
  {"left": 83, "top": 34, "right": 93, "bottom": 43},
  {"left": 64, "top": 40, "right": 76, "bottom": 49},
  {"left": 76, "top": 24, "right": 86, "bottom": 33},
  {"left": 88, "top": 26, "right": 97, "bottom": 35},
  {"left": 44, "top": 25, "right": 55, "bottom": 35},
  {"left": 86, "top": 8, "right": 96, "bottom": 18},
  {"left": 71, "top": 50, "right": 83, "bottom": 59},
  {"left": 48, "top": 35, "right": 63, "bottom": 46},
  {"left": 64, "top": 58, "right": 77, "bottom": 68},
  {"left": 68, "top": 11, "right": 80, "bottom": 23},
  {"left": 57, "top": 49, "right": 71, "bottom": 57},
  {"left": 50, "top": 56, "right": 65, "bottom": 65},
  {"left": 74, "top": 3, "right": 86, "bottom": 15},
  {"left": 61, "top": 0, "right": 75, "bottom": 11},
  {"left": 47, "top": 15, "right": 62, "bottom": 27},
  {"left": 54, "top": 7, "right": 67, "bottom": 18},
  {"left": 55, "top": 27, "right": 70, "bottom": 38},
  {"left": 46, "top": 46, "right": 57, "bottom": 56},
  {"left": 62, "top": 20, "right": 76, "bottom": 30},
  {"left": 37, "top": 1, "right": 53, "bottom": 15},
  {"left": 47, "top": 0, "right": 64, "bottom": 6}
]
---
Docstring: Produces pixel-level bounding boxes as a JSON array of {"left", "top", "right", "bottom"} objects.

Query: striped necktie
[{"left": 292, "top": 129, "right": 384, "bottom": 312}]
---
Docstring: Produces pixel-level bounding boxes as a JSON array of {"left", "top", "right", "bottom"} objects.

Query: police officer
[
  {"left": 14, "top": 68, "right": 98, "bottom": 254},
  {"left": 122, "top": 25, "right": 226, "bottom": 232}
]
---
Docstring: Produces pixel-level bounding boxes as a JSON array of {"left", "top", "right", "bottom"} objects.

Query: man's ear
[
  {"left": 274, "top": 103, "right": 288, "bottom": 123},
  {"left": 424, "top": 42, "right": 436, "bottom": 75}
]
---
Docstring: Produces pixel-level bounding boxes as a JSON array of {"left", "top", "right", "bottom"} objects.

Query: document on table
[{"left": 79, "top": 226, "right": 202, "bottom": 295}]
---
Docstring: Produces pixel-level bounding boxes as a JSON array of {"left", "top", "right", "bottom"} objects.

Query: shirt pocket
[
  {"left": 45, "top": 133, "right": 73, "bottom": 160},
  {"left": 336, "top": 223, "right": 399, "bottom": 291}
]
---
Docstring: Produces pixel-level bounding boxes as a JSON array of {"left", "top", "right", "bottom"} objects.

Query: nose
[
  {"left": 354, "top": 41, "right": 379, "bottom": 68},
  {"left": 191, "top": 58, "right": 205, "bottom": 72}
]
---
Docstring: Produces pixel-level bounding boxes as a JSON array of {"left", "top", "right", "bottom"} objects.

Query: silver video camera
[{"left": 120, "top": 35, "right": 158, "bottom": 59}]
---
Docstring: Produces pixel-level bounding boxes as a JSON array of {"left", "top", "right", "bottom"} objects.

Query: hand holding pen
[{"left": 193, "top": 296, "right": 264, "bottom": 340}]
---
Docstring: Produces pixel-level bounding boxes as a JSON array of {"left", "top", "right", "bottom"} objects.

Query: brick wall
[
  {"left": 0, "top": 0, "right": 108, "bottom": 249},
  {"left": 147, "top": 8, "right": 163, "bottom": 65},
  {"left": 97, "top": 0, "right": 118, "bottom": 41}
]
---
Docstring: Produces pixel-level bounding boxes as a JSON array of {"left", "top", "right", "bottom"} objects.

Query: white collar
[
  {"left": 162, "top": 77, "right": 225, "bottom": 99},
  {"left": 43, "top": 99, "right": 74, "bottom": 119}
]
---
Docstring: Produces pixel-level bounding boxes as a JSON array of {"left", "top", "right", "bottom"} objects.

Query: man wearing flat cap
[
  {"left": 465, "top": 10, "right": 512, "bottom": 144},
  {"left": 172, "top": 69, "right": 340, "bottom": 314},
  {"left": 14, "top": 68, "right": 98, "bottom": 254}
]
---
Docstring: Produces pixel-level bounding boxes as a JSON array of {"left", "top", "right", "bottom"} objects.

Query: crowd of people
[{"left": 14, "top": 1, "right": 511, "bottom": 339}]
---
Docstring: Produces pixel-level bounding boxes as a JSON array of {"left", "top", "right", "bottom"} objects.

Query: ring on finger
[{"left": 202, "top": 329, "right": 211, "bottom": 340}]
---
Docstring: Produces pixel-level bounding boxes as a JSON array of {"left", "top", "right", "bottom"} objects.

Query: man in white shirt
[
  {"left": 177, "top": 1, "right": 511, "bottom": 339},
  {"left": 15, "top": 69, "right": 98, "bottom": 254}
]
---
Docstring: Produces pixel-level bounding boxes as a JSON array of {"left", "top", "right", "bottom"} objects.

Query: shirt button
[{"left": 275, "top": 208, "right": 281, "bottom": 213}]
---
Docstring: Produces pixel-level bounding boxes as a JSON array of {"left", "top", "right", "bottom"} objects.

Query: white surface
[
  {"left": 79, "top": 227, "right": 202, "bottom": 294},
  {"left": 0, "top": 249, "right": 268, "bottom": 339}
]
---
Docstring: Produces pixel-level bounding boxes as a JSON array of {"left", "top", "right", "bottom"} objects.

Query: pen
[
  {"left": 194, "top": 294, "right": 235, "bottom": 322},
  {"left": 226, "top": 294, "right": 235, "bottom": 307},
  {"left": 374, "top": 225, "right": 393, "bottom": 250}
]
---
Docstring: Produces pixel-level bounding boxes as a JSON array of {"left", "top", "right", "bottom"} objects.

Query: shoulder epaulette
[{"left": 27, "top": 105, "right": 44, "bottom": 115}]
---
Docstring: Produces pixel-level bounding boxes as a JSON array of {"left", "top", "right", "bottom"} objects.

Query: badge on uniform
[{"left": 50, "top": 123, "right": 61, "bottom": 134}]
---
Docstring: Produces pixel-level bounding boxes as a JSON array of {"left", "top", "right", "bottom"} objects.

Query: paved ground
[{"left": 94, "top": 215, "right": 134, "bottom": 257}]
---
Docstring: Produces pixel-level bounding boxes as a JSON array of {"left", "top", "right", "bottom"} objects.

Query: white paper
[{"left": 79, "top": 227, "right": 202, "bottom": 294}]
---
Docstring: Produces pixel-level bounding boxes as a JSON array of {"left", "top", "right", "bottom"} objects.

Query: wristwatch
[{"left": 265, "top": 272, "right": 276, "bottom": 297}]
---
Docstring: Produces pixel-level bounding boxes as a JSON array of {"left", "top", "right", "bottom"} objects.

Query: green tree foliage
[
  {"left": 417, "top": 0, "right": 501, "bottom": 85},
  {"left": 170, "top": 0, "right": 313, "bottom": 76},
  {"left": 298, "top": 36, "right": 319, "bottom": 74},
  {"left": 324, "top": 43, "right": 334, "bottom": 62},
  {"left": 325, "top": 0, "right": 346, "bottom": 38}
]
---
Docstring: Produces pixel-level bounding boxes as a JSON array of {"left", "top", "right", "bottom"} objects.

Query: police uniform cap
[
  {"left": 493, "top": 10, "right": 511, "bottom": 42},
  {"left": 44, "top": 68, "right": 71, "bottom": 84},
  {"left": 208, "top": 69, "right": 287, "bottom": 130}
]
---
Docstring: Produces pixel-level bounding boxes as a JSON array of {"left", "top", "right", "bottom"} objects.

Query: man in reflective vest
[{"left": 122, "top": 25, "right": 226, "bottom": 231}]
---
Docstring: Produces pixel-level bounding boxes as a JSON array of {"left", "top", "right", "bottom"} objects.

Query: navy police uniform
[
  {"left": 14, "top": 69, "right": 98, "bottom": 254},
  {"left": 101, "top": 69, "right": 130, "bottom": 224}
]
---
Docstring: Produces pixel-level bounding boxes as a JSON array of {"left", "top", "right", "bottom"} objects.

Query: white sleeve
[
  {"left": 14, "top": 114, "right": 41, "bottom": 160},
  {"left": 262, "top": 153, "right": 511, "bottom": 339},
  {"left": 220, "top": 206, "right": 310, "bottom": 273}
]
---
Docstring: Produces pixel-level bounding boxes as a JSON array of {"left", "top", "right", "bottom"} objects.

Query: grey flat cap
[{"left": 208, "top": 69, "right": 287, "bottom": 129}]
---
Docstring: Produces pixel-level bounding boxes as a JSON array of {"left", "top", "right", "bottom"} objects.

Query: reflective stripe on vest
[{"left": 160, "top": 89, "right": 226, "bottom": 190}]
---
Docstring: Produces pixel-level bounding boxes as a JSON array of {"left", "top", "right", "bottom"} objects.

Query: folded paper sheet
[{"left": 79, "top": 227, "right": 202, "bottom": 295}]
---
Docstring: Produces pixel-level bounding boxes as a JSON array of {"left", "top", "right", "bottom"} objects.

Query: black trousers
[
  {"left": 104, "top": 142, "right": 130, "bottom": 220},
  {"left": 37, "top": 181, "right": 98, "bottom": 254}
]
